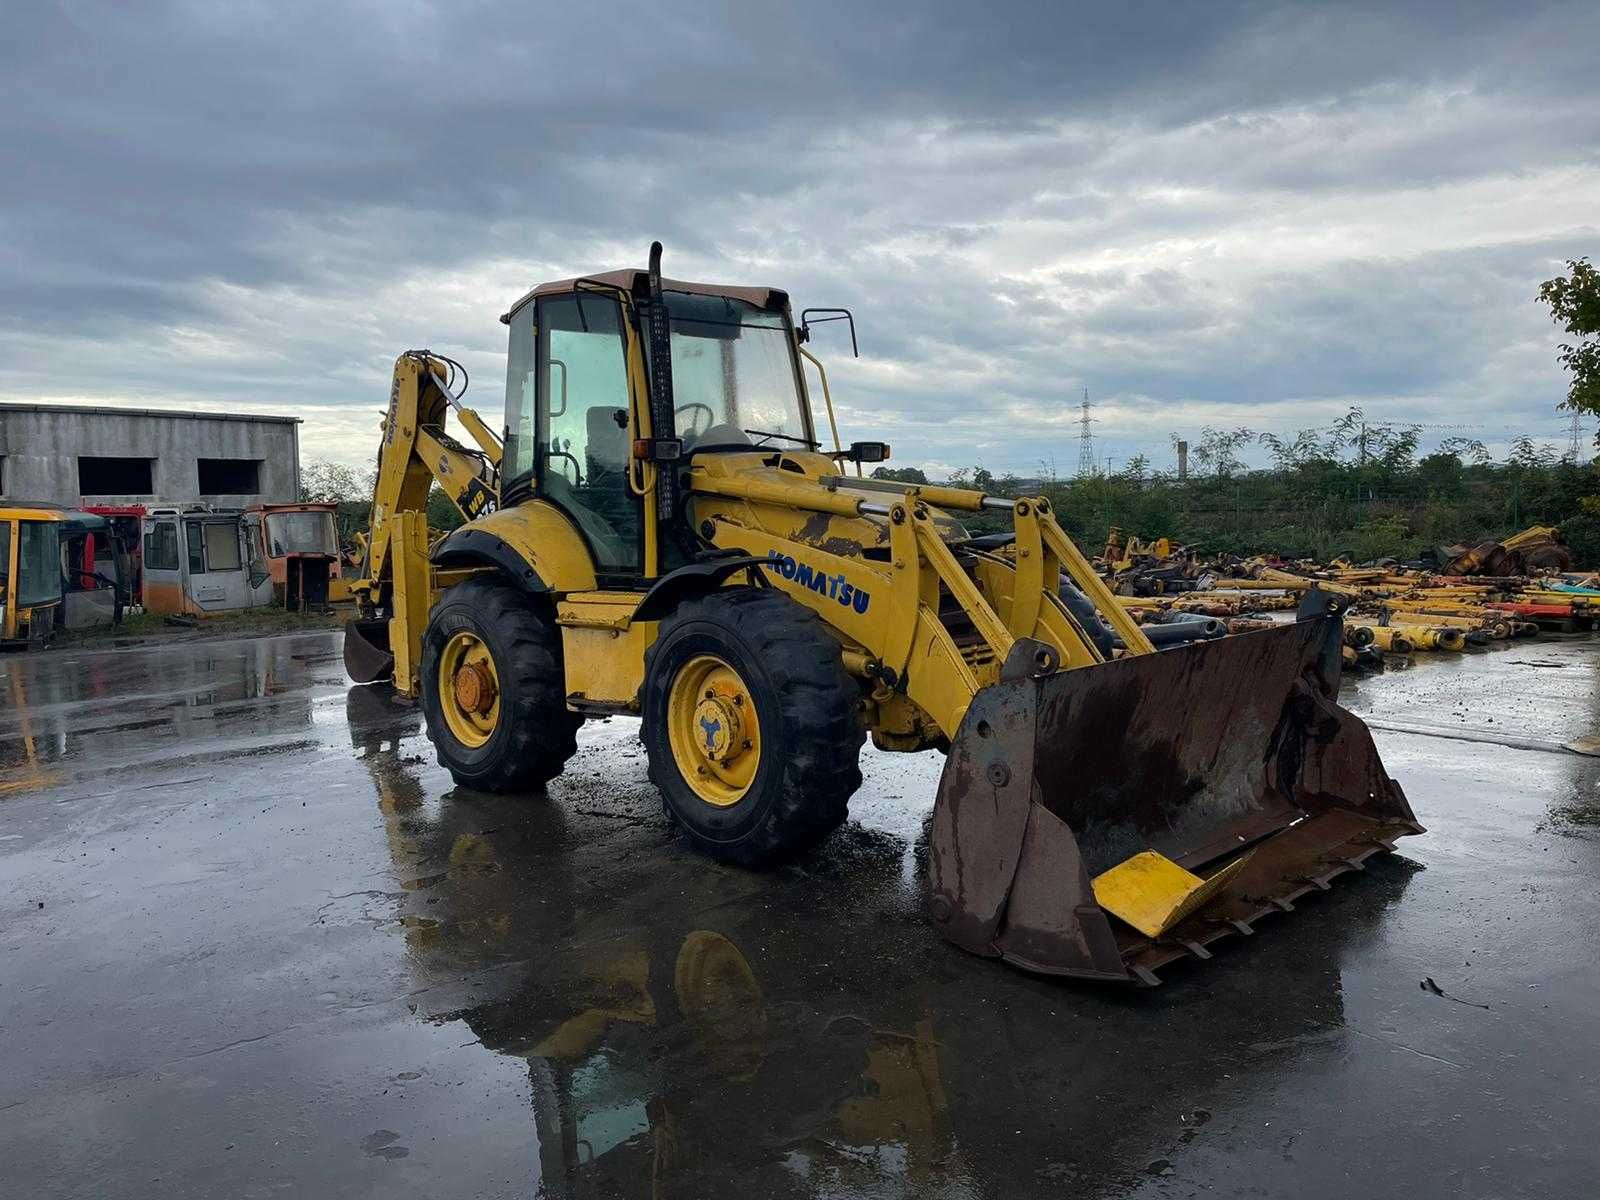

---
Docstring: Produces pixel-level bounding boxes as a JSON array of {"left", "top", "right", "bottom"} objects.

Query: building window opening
[
  {"left": 197, "top": 458, "right": 261, "bottom": 494},
  {"left": 79, "top": 456, "right": 155, "bottom": 495}
]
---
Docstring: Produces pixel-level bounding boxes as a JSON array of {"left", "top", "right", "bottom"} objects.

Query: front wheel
[
  {"left": 641, "top": 588, "right": 865, "bottom": 866},
  {"left": 420, "top": 577, "right": 580, "bottom": 791}
]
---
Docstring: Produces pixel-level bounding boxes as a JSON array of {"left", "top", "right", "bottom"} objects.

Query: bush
[{"left": 1558, "top": 513, "right": 1600, "bottom": 569}]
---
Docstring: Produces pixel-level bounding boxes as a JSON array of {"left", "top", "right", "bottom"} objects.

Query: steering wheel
[{"left": 675, "top": 402, "right": 716, "bottom": 440}]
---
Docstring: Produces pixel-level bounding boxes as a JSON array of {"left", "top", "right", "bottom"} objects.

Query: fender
[
  {"left": 632, "top": 555, "right": 770, "bottom": 622},
  {"left": 430, "top": 501, "right": 597, "bottom": 595}
]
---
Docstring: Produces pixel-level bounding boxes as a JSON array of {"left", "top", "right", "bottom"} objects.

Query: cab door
[
  {"left": 141, "top": 516, "right": 185, "bottom": 614},
  {"left": 241, "top": 513, "right": 274, "bottom": 608},
  {"left": 0, "top": 519, "right": 12, "bottom": 639},
  {"left": 532, "top": 293, "right": 647, "bottom": 584}
]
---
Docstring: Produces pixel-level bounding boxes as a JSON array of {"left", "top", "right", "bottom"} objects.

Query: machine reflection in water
[
  {"left": 347, "top": 685, "right": 968, "bottom": 1196},
  {"left": 0, "top": 637, "right": 332, "bottom": 794},
  {"left": 347, "top": 686, "right": 1420, "bottom": 1200}
]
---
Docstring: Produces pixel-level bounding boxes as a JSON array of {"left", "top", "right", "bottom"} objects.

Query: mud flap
[
  {"left": 344, "top": 618, "right": 396, "bottom": 684},
  {"left": 928, "top": 616, "right": 1422, "bottom": 984}
]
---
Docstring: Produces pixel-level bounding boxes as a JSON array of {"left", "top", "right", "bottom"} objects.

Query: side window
[
  {"left": 245, "top": 520, "right": 269, "bottom": 589},
  {"left": 203, "top": 522, "right": 242, "bottom": 571},
  {"left": 537, "top": 294, "right": 640, "bottom": 574},
  {"left": 144, "top": 521, "right": 180, "bottom": 572},
  {"left": 186, "top": 523, "right": 206, "bottom": 575}
]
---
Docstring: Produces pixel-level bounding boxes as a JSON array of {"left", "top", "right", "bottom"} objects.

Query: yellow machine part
[
  {"left": 338, "top": 258, "right": 1422, "bottom": 986},
  {"left": 1091, "top": 851, "right": 1255, "bottom": 939},
  {"left": 443, "top": 501, "right": 600, "bottom": 594},
  {"left": 558, "top": 592, "right": 658, "bottom": 710}
]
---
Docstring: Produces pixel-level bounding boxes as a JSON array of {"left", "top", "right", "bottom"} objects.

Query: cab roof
[
  {"left": 0, "top": 504, "right": 67, "bottom": 521},
  {"left": 501, "top": 269, "right": 787, "bottom": 324}
]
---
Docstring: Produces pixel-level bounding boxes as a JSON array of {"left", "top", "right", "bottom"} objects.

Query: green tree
[
  {"left": 1415, "top": 451, "right": 1465, "bottom": 499},
  {"left": 300, "top": 459, "right": 373, "bottom": 502},
  {"left": 1190, "top": 426, "right": 1255, "bottom": 479},
  {"left": 1538, "top": 257, "right": 1600, "bottom": 422},
  {"left": 426, "top": 485, "right": 466, "bottom": 532}
]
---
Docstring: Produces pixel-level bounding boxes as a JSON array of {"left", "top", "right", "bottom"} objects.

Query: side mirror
[
  {"left": 799, "top": 307, "right": 859, "bottom": 357},
  {"left": 633, "top": 437, "right": 684, "bottom": 462},
  {"left": 840, "top": 441, "right": 890, "bottom": 464}
]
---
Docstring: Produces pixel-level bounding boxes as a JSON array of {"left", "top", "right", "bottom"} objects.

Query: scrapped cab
[
  {"left": 0, "top": 506, "right": 66, "bottom": 647},
  {"left": 249, "top": 502, "right": 342, "bottom": 611}
]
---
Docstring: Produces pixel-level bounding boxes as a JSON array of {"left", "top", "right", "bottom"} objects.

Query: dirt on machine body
[{"left": 342, "top": 243, "right": 1419, "bottom": 984}]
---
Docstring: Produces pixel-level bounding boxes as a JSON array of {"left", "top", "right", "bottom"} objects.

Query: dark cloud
[{"left": 2, "top": 0, "right": 1597, "bottom": 471}]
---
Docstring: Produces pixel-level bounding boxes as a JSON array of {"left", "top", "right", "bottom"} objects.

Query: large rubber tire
[
  {"left": 420, "top": 577, "right": 580, "bottom": 792},
  {"left": 641, "top": 588, "right": 865, "bottom": 866}
]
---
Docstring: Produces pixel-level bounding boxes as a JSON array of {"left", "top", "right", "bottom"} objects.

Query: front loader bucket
[
  {"left": 928, "top": 615, "right": 1421, "bottom": 984},
  {"left": 343, "top": 618, "right": 396, "bottom": 685}
]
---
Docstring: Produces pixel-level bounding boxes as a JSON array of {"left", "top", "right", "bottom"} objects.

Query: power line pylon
[{"left": 1076, "top": 389, "right": 1095, "bottom": 478}]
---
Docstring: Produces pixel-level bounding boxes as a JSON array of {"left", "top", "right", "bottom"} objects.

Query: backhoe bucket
[
  {"left": 343, "top": 618, "right": 395, "bottom": 684},
  {"left": 928, "top": 614, "right": 1421, "bottom": 984}
]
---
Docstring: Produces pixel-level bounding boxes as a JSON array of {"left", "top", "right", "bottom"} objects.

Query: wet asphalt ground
[{"left": 3, "top": 629, "right": 1598, "bottom": 1199}]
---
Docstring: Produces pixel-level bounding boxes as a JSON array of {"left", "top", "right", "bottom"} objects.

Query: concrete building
[{"left": 0, "top": 402, "right": 301, "bottom": 508}]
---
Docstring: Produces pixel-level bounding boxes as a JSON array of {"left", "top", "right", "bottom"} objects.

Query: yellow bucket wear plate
[{"left": 1091, "top": 850, "right": 1254, "bottom": 939}]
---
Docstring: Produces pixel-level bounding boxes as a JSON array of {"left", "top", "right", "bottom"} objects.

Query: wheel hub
[
  {"left": 667, "top": 655, "right": 762, "bottom": 807},
  {"left": 453, "top": 661, "right": 497, "bottom": 715},
  {"left": 691, "top": 693, "right": 745, "bottom": 764},
  {"left": 436, "top": 629, "right": 501, "bottom": 749}
]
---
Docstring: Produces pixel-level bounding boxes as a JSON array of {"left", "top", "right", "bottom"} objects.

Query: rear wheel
[
  {"left": 642, "top": 588, "right": 865, "bottom": 865},
  {"left": 420, "top": 577, "right": 580, "bottom": 791}
]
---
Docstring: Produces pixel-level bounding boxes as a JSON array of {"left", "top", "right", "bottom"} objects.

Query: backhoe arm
[
  {"left": 363, "top": 351, "right": 500, "bottom": 590},
  {"left": 346, "top": 351, "right": 504, "bottom": 694}
]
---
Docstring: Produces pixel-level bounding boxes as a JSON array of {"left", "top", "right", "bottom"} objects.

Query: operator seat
[{"left": 585, "top": 407, "right": 631, "bottom": 483}]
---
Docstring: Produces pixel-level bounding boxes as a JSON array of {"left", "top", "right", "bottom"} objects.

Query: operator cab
[
  {"left": 499, "top": 270, "right": 816, "bottom": 580},
  {"left": 0, "top": 505, "right": 66, "bottom": 647}
]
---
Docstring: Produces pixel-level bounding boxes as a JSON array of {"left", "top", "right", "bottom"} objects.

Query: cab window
[
  {"left": 16, "top": 520, "right": 62, "bottom": 607},
  {"left": 144, "top": 521, "right": 179, "bottom": 571},
  {"left": 534, "top": 293, "right": 640, "bottom": 575}
]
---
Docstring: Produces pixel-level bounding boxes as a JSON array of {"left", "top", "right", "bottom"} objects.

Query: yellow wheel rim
[
  {"left": 666, "top": 654, "right": 762, "bottom": 807},
  {"left": 437, "top": 630, "right": 501, "bottom": 749}
]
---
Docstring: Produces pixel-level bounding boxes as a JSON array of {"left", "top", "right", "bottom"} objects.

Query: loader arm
[{"left": 686, "top": 451, "right": 1419, "bottom": 984}]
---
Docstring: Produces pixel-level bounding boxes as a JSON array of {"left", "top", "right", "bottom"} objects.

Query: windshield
[
  {"left": 501, "top": 288, "right": 812, "bottom": 488},
  {"left": 658, "top": 292, "right": 810, "bottom": 451},
  {"left": 265, "top": 511, "right": 337, "bottom": 556},
  {"left": 17, "top": 520, "right": 62, "bottom": 607}
]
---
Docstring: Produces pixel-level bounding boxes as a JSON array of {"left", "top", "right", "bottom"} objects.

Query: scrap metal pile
[{"left": 1096, "top": 525, "right": 1597, "bottom": 670}]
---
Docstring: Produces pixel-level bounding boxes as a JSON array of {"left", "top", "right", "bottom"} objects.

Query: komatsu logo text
[{"left": 765, "top": 551, "right": 871, "bottom": 614}]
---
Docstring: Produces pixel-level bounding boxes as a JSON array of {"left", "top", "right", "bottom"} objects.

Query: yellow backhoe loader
[{"left": 345, "top": 244, "right": 1420, "bottom": 984}]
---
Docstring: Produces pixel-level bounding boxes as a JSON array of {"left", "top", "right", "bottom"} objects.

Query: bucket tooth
[
  {"left": 1129, "top": 964, "right": 1162, "bottom": 987},
  {"left": 1208, "top": 917, "right": 1255, "bottom": 936}
]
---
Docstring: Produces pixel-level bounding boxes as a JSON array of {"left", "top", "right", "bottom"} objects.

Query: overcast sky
[{"left": 4, "top": 1, "right": 1597, "bottom": 478}]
